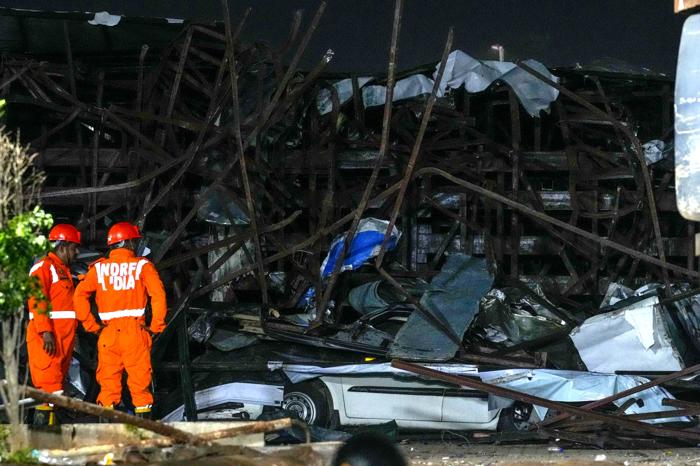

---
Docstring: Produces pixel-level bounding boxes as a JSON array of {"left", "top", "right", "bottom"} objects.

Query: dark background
[{"left": 0, "top": 1, "right": 690, "bottom": 74}]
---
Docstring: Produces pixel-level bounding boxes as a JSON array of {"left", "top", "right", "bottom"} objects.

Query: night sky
[{"left": 0, "top": 0, "right": 690, "bottom": 75}]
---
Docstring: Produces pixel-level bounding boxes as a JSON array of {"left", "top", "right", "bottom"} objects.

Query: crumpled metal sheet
[
  {"left": 472, "top": 286, "right": 567, "bottom": 346},
  {"left": 362, "top": 74, "right": 435, "bottom": 107},
  {"left": 161, "top": 382, "right": 284, "bottom": 422},
  {"left": 665, "top": 285, "right": 700, "bottom": 354},
  {"left": 388, "top": 253, "right": 493, "bottom": 361},
  {"left": 279, "top": 362, "right": 479, "bottom": 384},
  {"left": 600, "top": 282, "right": 634, "bottom": 308},
  {"left": 480, "top": 368, "right": 690, "bottom": 424},
  {"left": 436, "top": 51, "right": 559, "bottom": 116},
  {"left": 316, "top": 77, "right": 373, "bottom": 114},
  {"left": 208, "top": 329, "right": 259, "bottom": 352},
  {"left": 87, "top": 11, "right": 121, "bottom": 26},
  {"left": 571, "top": 294, "right": 686, "bottom": 372},
  {"left": 317, "top": 50, "right": 560, "bottom": 117}
]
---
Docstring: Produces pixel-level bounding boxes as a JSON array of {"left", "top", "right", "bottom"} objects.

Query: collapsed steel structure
[{"left": 4, "top": 1, "right": 700, "bottom": 448}]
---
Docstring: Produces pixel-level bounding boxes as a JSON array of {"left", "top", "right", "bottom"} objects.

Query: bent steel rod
[
  {"left": 194, "top": 180, "right": 403, "bottom": 297},
  {"left": 38, "top": 150, "right": 191, "bottom": 199},
  {"left": 516, "top": 61, "right": 669, "bottom": 280},
  {"left": 415, "top": 167, "right": 700, "bottom": 279},
  {"left": 197, "top": 162, "right": 699, "bottom": 297},
  {"left": 136, "top": 47, "right": 230, "bottom": 226},
  {"left": 157, "top": 210, "right": 301, "bottom": 270},
  {"left": 222, "top": 0, "right": 269, "bottom": 310},
  {"left": 391, "top": 360, "right": 700, "bottom": 442},
  {"left": 21, "top": 386, "right": 195, "bottom": 443},
  {"left": 539, "top": 362, "right": 700, "bottom": 428},
  {"left": 375, "top": 26, "right": 454, "bottom": 268},
  {"left": 315, "top": 0, "right": 403, "bottom": 322}
]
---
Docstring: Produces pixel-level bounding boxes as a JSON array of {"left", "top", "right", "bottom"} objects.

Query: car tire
[
  {"left": 497, "top": 402, "right": 533, "bottom": 432},
  {"left": 282, "top": 381, "right": 333, "bottom": 427}
]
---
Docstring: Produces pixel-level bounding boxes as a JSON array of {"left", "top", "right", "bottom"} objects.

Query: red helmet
[
  {"left": 49, "top": 224, "right": 81, "bottom": 245},
  {"left": 107, "top": 222, "right": 142, "bottom": 246}
]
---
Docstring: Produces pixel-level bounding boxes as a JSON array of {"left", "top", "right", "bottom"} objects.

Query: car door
[
  {"left": 341, "top": 374, "right": 444, "bottom": 422},
  {"left": 441, "top": 385, "right": 498, "bottom": 424}
]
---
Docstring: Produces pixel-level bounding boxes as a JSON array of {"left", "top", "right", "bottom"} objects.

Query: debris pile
[{"left": 3, "top": 2, "right": 700, "bottom": 454}]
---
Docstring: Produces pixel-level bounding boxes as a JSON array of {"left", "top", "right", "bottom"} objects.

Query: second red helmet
[
  {"left": 49, "top": 224, "right": 81, "bottom": 245},
  {"left": 107, "top": 222, "right": 142, "bottom": 246}
]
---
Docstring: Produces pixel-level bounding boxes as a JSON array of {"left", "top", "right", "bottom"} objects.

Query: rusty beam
[
  {"left": 315, "top": 0, "right": 403, "bottom": 321},
  {"left": 414, "top": 167, "right": 700, "bottom": 279},
  {"left": 375, "top": 27, "right": 454, "bottom": 268},
  {"left": 391, "top": 360, "right": 700, "bottom": 443},
  {"left": 540, "top": 362, "right": 700, "bottom": 428},
  {"left": 221, "top": 0, "right": 269, "bottom": 311},
  {"left": 517, "top": 61, "right": 669, "bottom": 281}
]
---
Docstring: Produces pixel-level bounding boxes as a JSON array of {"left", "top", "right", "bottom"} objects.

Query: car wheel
[
  {"left": 282, "top": 381, "right": 332, "bottom": 427},
  {"left": 497, "top": 402, "right": 533, "bottom": 432}
]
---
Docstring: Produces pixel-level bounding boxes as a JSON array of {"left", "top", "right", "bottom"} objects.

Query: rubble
[
  {"left": 3, "top": 0, "right": 700, "bottom": 455},
  {"left": 571, "top": 291, "right": 686, "bottom": 373}
]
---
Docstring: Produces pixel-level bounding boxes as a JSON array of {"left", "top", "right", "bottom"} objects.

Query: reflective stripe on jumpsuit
[
  {"left": 74, "top": 248, "right": 167, "bottom": 409},
  {"left": 26, "top": 253, "right": 100, "bottom": 393}
]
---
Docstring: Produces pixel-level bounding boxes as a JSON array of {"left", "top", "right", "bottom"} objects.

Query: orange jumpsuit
[
  {"left": 27, "top": 253, "right": 100, "bottom": 393},
  {"left": 73, "top": 248, "right": 167, "bottom": 408}
]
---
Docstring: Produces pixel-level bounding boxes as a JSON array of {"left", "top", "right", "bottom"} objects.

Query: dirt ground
[{"left": 400, "top": 441, "right": 700, "bottom": 466}]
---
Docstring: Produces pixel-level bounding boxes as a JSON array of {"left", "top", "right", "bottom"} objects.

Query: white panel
[{"left": 341, "top": 375, "right": 443, "bottom": 421}]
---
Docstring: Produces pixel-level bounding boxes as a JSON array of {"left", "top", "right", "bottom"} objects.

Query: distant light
[{"left": 490, "top": 44, "right": 505, "bottom": 62}]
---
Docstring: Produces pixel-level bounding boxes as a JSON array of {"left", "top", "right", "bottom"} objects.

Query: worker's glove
[
  {"left": 141, "top": 325, "right": 155, "bottom": 337},
  {"left": 41, "top": 332, "right": 56, "bottom": 357}
]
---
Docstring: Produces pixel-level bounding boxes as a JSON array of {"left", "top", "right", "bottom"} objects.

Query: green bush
[{"left": 0, "top": 207, "right": 52, "bottom": 318}]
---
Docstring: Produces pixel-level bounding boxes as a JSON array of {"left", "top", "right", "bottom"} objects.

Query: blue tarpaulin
[
  {"left": 299, "top": 218, "right": 401, "bottom": 308},
  {"left": 320, "top": 218, "right": 401, "bottom": 278}
]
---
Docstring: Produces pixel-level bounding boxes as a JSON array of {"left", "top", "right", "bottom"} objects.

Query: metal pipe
[
  {"left": 375, "top": 27, "right": 454, "bottom": 268},
  {"left": 391, "top": 359, "right": 700, "bottom": 442},
  {"left": 414, "top": 167, "right": 700, "bottom": 279}
]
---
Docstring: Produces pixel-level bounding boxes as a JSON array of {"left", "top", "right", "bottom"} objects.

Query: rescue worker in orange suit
[
  {"left": 74, "top": 222, "right": 167, "bottom": 419},
  {"left": 27, "top": 224, "right": 102, "bottom": 426}
]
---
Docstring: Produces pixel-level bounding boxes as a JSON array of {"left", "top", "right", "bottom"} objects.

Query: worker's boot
[
  {"left": 32, "top": 404, "right": 56, "bottom": 426},
  {"left": 134, "top": 405, "right": 152, "bottom": 420}
]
